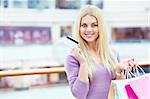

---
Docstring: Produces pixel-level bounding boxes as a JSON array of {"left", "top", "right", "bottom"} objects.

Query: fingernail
[{"left": 128, "top": 62, "right": 131, "bottom": 67}]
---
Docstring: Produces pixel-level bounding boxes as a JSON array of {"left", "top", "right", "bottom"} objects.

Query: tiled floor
[{"left": 0, "top": 83, "right": 75, "bottom": 99}]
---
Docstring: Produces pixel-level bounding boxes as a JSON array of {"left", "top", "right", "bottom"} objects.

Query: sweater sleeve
[
  {"left": 112, "top": 49, "right": 121, "bottom": 80},
  {"left": 112, "top": 48, "right": 120, "bottom": 63},
  {"left": 65, "top": 53, "right": 89, "bottom": 99}
]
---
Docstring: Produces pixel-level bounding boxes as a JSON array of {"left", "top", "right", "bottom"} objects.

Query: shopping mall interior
[{"left": 0, "top": 0, "right": 149, "bottom": 99}]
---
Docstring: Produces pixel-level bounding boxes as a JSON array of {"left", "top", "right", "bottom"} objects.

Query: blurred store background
[{"left": 0, "top": 0, "right": 149, "bottom": 99}]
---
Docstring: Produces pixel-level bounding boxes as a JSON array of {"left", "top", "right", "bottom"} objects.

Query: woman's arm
[
  {"left": 65, "top": 54, "right": 89, "bottom": 99},
  {"left": 78, "top": 62, "right": 89, "bottom": 83},
  {"left": 72, "top": 46, "right": 89, "bottom": 83},
  {"left": 112, "top": 49, "right": 123, "bottom": 79},
  {"left": 115, "top": 65, "right": 124, "bottom": 79}
]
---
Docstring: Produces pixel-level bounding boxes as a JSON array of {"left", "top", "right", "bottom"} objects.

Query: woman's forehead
[{"left": 81, "top": 15, "right": 97, "bottom": 23}]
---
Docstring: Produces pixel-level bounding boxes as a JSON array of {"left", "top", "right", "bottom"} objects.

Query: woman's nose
[{"left": 86, "top": 26, "right": 92, "bottom": 31}]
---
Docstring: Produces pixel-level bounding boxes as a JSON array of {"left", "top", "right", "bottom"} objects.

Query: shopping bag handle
[{"left": 124, "top": 65, "right": 145, "bottom": 79}]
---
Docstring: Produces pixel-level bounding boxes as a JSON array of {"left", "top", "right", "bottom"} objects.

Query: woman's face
[{"left": 80, "top": 15, "right": 99, "bottom": 43}]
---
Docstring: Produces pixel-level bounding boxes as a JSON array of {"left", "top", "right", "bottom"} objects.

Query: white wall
[{"left": 103, "top": 0, "right": 149, "bottom": 27}]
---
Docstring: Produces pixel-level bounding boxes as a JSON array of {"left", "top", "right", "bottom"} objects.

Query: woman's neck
[
  {"left": 87, "top": 42, "right": 96, "bottom": 52},
  {"left": 88, "top": 49, "right": 101, "bottom": 64}
]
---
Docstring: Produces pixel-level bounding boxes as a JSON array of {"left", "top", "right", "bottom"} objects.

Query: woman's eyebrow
[
  {"left": 80, "top": 22, "right": 86, "bottom": 24},
  {"left": 92, "top": 22, "right": 98, "bottom": 24},
  {"left": 81, "top": 22, "right": 97, "bottom": 24}
]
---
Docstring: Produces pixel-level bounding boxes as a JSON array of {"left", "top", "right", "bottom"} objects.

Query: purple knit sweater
[{"left": 65, "top": 52, "right": 119, "bottom": 99}]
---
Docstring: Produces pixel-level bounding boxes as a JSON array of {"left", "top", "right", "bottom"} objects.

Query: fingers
[
  {"left": 119, "top": 58, "right": 138, "bottom": 70},
  {"left": 127, "top": 58, "right": 137, "bottom": 67},
  {"left": 73, "top": 46, "right": 81, "bottom": 54},
  {"left": 72, "top": 45, "right": 80, "bottom": 53},
  {"left": 72, "top": 45, "right": 84, "bottom": 60}
]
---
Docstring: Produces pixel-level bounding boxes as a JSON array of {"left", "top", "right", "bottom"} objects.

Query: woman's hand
[
  {"left": 72, "top": 45, "right": 89, "bottom": 82},
  {"left": 115, "top": 58, "right": 137, "bottom": 77},
  {"left": 118, "top": 58, "right": 137, "bottom": 70},
  {"left": 72, "top": 45, "right": 86, "bottom": 64}
]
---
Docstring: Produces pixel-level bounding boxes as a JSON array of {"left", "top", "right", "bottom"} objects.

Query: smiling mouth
[{"left": 85, "top": 33, "right": 95, "bottom": 37}]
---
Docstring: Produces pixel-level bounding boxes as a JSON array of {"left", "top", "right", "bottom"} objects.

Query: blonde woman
[{"left": 65, "top": 5, "right": 136, "bottom": 99}]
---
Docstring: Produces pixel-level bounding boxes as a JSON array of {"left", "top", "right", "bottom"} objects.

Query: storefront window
[
  {"left": 0, "top": 0, "right": 1, "bottom": 7},
  {"left": 81, "top": 0, "right": 103, "bottom": 9},
  {"left": 56, "top": 0, "right": 103, "bottom": 9},
  {"left": 112, "top": 27, "right": 150, "bottom": 42},
  {"left": 13, "top": 0, "right": 26, "bottom": 8},
  {"left": 3, "top": 0, "right": 9, "bottom": 8},
  {"left": 56, "top": 0, "right": 80, "bottom": 9},
  {"left": 0, "top": 26, "right": 51, "bottom": 45},
  {"left": 28, "top": 0, "right": 51, "bottom": 9},
  {"left": 60, "top": 26, "right": 72, "bottom": 37}
]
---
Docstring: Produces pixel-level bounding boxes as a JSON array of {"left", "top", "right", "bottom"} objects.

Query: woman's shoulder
[
  {"left": 110, "top": 47, "right": 119, "bottom": 56},
  {"left": 66, "top": 46, "right": 78, "bottom": 59},
  {"left": 111, "top": 47, "right": 120, "bottom": 62},
  {"left": 66, "top": 49, "right": 79, "bottom": 64},
  {"left": 65, "top": 50, "right": 80, "bottom": 69},
  {"left": 66, "top": 49, "right": 75, "bottom": 59}
]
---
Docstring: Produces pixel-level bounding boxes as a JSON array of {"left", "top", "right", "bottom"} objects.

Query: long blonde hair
[{"left": 73, "top": 5, "right": 118, "bottom": 79}]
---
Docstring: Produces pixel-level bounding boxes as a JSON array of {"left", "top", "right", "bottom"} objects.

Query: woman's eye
[
  {"left": 81, "top": 24, "right": 87, "bottom": 27},
  {"left": 91, "top": 24, "right": 98, "bottom": 27}
]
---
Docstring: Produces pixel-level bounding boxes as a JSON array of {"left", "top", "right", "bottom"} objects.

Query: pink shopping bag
[
  {"left": 125, "top": 84, "right": 139, "bottom": 99},
  {"left": 125, "top": 73, "right": 150, "bottom": 99}
]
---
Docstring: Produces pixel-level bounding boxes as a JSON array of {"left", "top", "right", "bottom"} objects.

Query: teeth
[
  {"left": 85, "top": 33, "right": 94, "bottom": 35},
  {"left": 85, "top": 34, "right": 93, "bottom": 37},
  {"left": 85, "top": 33, "right": 94, "bottom": 36}
]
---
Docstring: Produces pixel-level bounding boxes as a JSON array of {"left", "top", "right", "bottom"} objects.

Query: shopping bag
[
  {"left": 108, "top": 65, "right": 146, "bottom": 99},
  {"left": 108, "top": 81, "right": 115, "bottom": 99},
  {"left": 125, "top": 84, "right": 139, "bottom": 99},
  {"left": 125, "top": 73, "right": 150, "bottom": 99},
  {"left": 113, "top": 79, "right": 129, "bottom": 99},
  {"left": 108, "top": 79, "right": 129, "bottom": 99}
]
